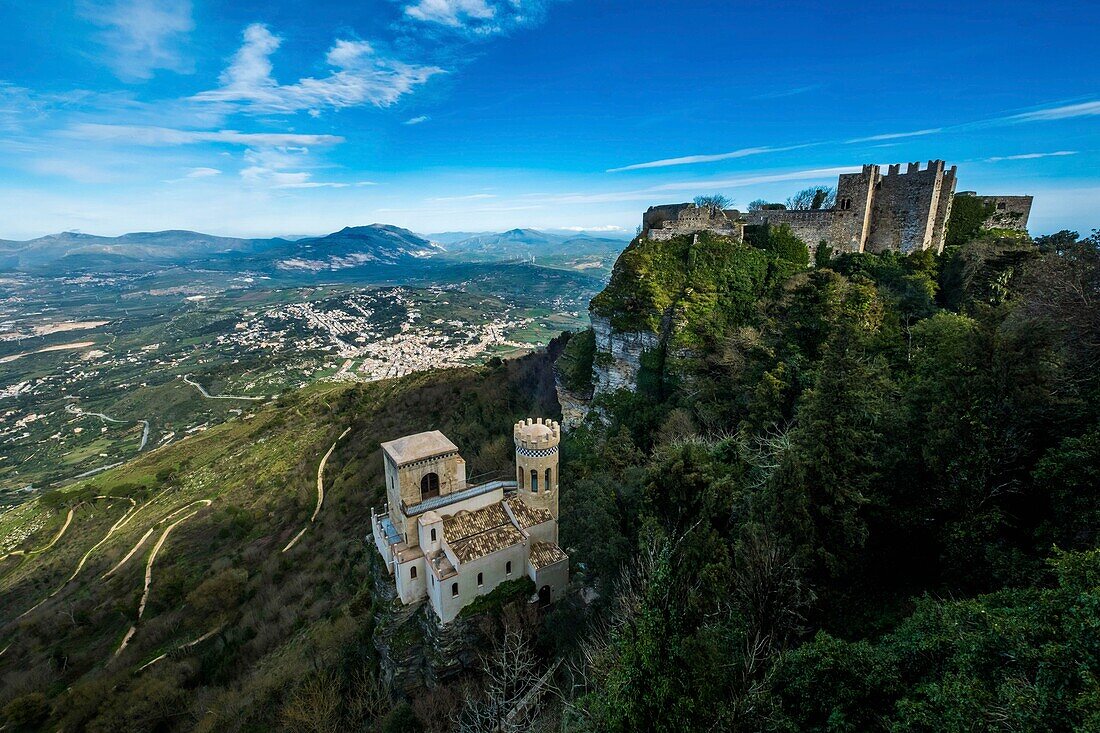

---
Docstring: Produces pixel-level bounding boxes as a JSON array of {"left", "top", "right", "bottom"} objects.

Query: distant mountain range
[{"left": 0, "top": 225, "right": 627, "bottom": 277}]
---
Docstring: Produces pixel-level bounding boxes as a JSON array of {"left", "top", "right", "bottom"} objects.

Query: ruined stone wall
[
  {"left": 643, "top": 203, "right": 744, "bottom": 241},
  {"left": 980, "top": 195, "right": 1033, "bottom": 230},
  {"left": 743, "top": 209, "right": 834, "bottom": 255}
]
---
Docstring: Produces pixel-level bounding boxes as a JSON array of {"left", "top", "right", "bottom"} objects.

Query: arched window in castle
[
  {"left": 545, "top": 467, "right": 552, "bottom": 492},
  {"left": 530, "top": 469, "right": 539, "bottom": 492},
  {"left": 477, "top": 572, "right": 484, "bottom": 587},
  {"left": 518, "top": 467, "right": 524, "bottom": 489},
  {"left": 430, "top": 528, "right": 437, "bottom": 543},
  {"left": 506, "top": 561, "right": 512, "bottom": 575},
  {"left": 410, "top": 566, "right": 417, "bottom": 580},
  {"left": 420, "top": 472, "right": 440, "bottom": 500},
  {"left": 451, "top": 582, "right": 458, "bottom": 597}
]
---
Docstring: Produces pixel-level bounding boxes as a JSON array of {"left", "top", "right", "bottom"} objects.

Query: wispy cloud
[
  {"left": 185, "top": 166, "right": 221, "bottom": 177},
  {"left": 1002, "top": 100, "right": 1100, "bottom": 122},
  {"left": 402, "top": 0, "right": 548, "bottom": 34},
  {"left": 63, "top": 123, "right": 344, "bottom": 148},
  {"left": 985, "top": 150, "right": 1078, "bottom": 163},
  {"left": 529, "top": 166, "right": 857, "bottom": 206},
  {"left": 846, "top": 128, "right": 942, "bottom": 144},
  {"left": 192, "top": 24, "right": 444, "bottom": 115},
  {"left": 405, "top": 0, "right": 496, "bottom": 27},
  {"left": 81, "top": 0, "right": 194, "bottom": 81},
  {"left": 751, "top": 85, "right": 822, "bottom": 100},
  {"left": 404, "top": 115, "right": 430, "bottom": 125},
  {"left": 607, "top": 145, "right": 810, "bottom": 173},
  {"left": 428, "top": 193, "right": 496, "bottom": 201}
]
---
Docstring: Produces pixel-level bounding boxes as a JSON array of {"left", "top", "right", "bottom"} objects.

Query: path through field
[{"left": 282, "top": 427, "right": 351, "bottom": 553}]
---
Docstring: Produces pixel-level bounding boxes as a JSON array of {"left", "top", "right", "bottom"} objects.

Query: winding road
[
  {"left": 182, "top": 375, "right": 266, "bottom": 401},
  {"left": 66, "top": 403, "right": 152, "bottom": 451},
  {"left": 282, "top": 427, "right": 351, "bottom": 553}
]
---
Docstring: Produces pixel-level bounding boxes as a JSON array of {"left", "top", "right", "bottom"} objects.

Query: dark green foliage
[
  {"left": 458, "top": 577, "right": 535, "bottom": 618},
  {"left": 589, "top": 232, "right": 771, "bottom": 344},
  {"left": 946, "top": 193, "right": 996, "bottom": 247},
  {"left": 2, "top": 693, "right": 50, "bottom": 731},
  {"left": 557, "top": 328, "right": 596, "bottom": 394},
  {"left": 381, "top": 701, "right": 422, "bottom": 733},
  {"left": 562, "top": 219, "right": 1098, "bottom": 731},
  {"left": 769, "top": 549, "right": 1100, "bottom": 732}
]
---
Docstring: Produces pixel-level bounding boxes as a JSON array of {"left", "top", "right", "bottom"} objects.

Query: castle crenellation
[{"left": 641, "top": 160, "right": 1032, "bottom": 256}]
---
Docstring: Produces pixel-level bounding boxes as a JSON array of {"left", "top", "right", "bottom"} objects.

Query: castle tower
[{"left": 514, "top": 418, "right": 560, "bottom": 520}]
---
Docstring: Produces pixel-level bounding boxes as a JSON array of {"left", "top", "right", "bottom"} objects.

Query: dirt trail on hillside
[
  {"left": 0, "top": 507, "right": 75, "bottom": 564},
  {"left": 113, "top": 499, "right": 212, "bottom": 659},
  {"left": 282, "top": 427, "right": 351, "bottom": 553},
  {"left": 15, "top": 498, "right": 142, "bottom": 620},
  {"left": 137, "top": 623, "right": 225, "bottom": 672}
]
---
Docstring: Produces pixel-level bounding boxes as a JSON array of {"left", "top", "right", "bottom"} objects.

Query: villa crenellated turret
[{"left": 514, "top": 418, "right": 560, "bottom": 523}]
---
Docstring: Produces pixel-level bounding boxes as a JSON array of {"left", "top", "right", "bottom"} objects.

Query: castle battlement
[
  {"left": 515, "top": 417, "right": 561, "bottom": 451},
  {"left": 734, "top": 160, "right": 1026, "bottom": 256}
]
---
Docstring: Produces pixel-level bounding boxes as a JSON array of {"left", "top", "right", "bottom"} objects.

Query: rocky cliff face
[{"left": 591, "top": 314, "right": 661, "bottom": 397}]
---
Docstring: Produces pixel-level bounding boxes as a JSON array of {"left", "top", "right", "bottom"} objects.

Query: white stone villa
[{"left": 370, "top": 418, "right": 569, "bottom": 623}]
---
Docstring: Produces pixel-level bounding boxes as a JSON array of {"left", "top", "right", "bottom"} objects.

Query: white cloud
[
  {"left": 185, "top": 167, "right": 221, "bottom": 177},
  {"left": 607, "top": 145, "right": 809, "bottom": 173},
  {"left": 1002, "top": 100, "right": 1100, "bottom": 122},
  {"left": 405, "top": 115, "right": 430, "bottom": 125},
  {"left": 193, "top": 24, "right": 444, "bottom": 114},
  {"left": 405, "top": 0, "right": 496, "bottom": 27},
  {"left": 402, "top": 0, "right": 548, "bottom": 35},
  {"left": 82, "top": 0, "right": 194, "bottom": 81},
  {"left": 64, "top": 123, "right": 344, "bottom": 148},
  {"left": 846, "top": 128, "right": 942, "bottom": 144},
  {"left": 985, "top": 151, "right": 1078, "bottom": 162}
]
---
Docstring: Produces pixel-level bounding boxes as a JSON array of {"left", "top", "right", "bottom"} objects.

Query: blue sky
[{"left": 0, "top": 0, "right": 1097, "bottom": 239}]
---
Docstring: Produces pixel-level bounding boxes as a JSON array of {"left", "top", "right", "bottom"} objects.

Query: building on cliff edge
[
  {"left": 642, "top": 161, "right": 1032, "bottom": 256},
  {"left": 371, "top": 419, "right": 568, "bottom": 624}
]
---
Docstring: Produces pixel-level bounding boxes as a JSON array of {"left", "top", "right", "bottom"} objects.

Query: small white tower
[{"left": 514, "top": 417, "right": 560, "bottom": 520}]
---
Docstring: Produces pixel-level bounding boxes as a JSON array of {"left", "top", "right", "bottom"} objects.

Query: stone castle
[
  {"left": 371, "top": 419, "right": 568, "bottom": 624},
  {"left": 642, "top": 161, "right": 1033, "bottom": 255}
]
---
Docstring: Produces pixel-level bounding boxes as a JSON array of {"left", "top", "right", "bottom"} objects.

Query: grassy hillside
[{"left": 0, "top": 350, "right": 560, "bottom": 731}]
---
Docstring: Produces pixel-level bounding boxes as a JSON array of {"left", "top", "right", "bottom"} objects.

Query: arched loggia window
[
  {"left": 545, "top": 467, "right": 552, "bottom": 492},
  {"left": 530, "top": 469, "right": 539, "bottom": 492},
  {"left": 420, "top": 472, "right": 440, "bottom": 500}
]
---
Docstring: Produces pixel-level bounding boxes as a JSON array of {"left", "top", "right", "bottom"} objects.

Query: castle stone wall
[
  {"left": 867, "top": 161, "right": 957, "bottom": 254},
  {"left": 980, "top": 195, "right": 1033, "bottom": 230}
]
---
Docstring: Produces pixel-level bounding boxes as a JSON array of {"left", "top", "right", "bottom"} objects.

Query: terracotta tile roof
[
  {"left": 451, "top": 525, "right": 525, "bottom": 563},
  {"left": 504, "top": 499, "right": 553, "bottom": 529},
  {"left": 444, "top": 503, "right": 511, "bottom": 542},
  {"left": 529, "top": 541, "right": 567, "bottom": 570}
]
